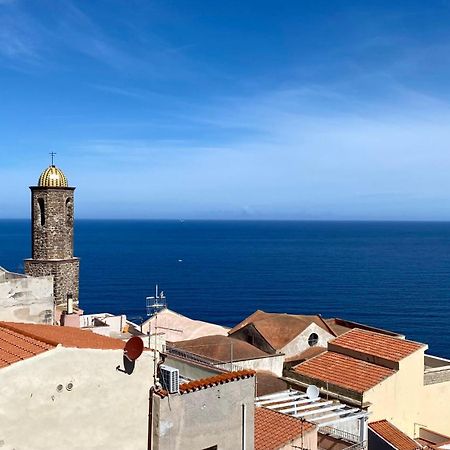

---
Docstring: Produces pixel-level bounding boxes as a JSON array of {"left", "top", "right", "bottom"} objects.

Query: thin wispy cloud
[{"left": 2, "top": 1, "right": 450, "bottom": 219}]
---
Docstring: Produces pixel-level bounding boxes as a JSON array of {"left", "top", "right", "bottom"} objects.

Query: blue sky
[{"left": 2, "top": 0, "right": 450, "bottom": 219}]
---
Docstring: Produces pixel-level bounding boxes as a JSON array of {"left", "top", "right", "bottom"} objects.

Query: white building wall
[
  {"left": 0, "top": 346, "right": 154, "bottom": 450},
  {"left": 281, "top": 323, "right": 334, "bottom": 358},
  {"left": 0, "top": 267, "right": 53, "bottom": 324},
  {"left": 217, "top": 354, "right": 285, "bottom": 377}
]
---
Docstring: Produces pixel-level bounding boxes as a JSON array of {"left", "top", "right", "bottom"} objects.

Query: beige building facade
[{"left": 290, "top": 328, "right": 450, "bottom": 438}]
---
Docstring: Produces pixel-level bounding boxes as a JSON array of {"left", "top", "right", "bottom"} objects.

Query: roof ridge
[
  {"left": 156, "top": 369, "right": 255, "bottom": 398},
  {"left": 369, "top": 419, "right": 421, "bottom": 450},
  {"left": 316, "top": 314, "right": 338, "bottom": 337}
]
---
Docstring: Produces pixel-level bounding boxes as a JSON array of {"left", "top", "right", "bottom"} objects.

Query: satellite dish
[
  {"left": 306, "top": 385, "right": 320, "bottom": 400},
  {"left": 124, "top": 336, "right": 144, "bottom": 361}
]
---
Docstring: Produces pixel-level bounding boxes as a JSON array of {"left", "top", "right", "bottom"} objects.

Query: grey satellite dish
[{"left": 306, "top": 385, "right": 320, "bottom": 400}]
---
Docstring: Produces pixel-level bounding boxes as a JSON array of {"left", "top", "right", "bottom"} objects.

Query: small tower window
[
  {"left": 66, "top": 198, "right": 73, "bottom": 226},
  {"left": 38, "top": 198, "right": 45, "bottom": 225},
  {"left": 308, "top": 333, "right": 319, "bottom": 347}
]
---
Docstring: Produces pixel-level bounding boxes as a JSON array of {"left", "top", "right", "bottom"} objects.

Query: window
[
  {"left": 38, "top": 198, "right": 45, "bottom": 225},
  {"left": 202, "top": 446, "right": 217, "bottom": 450},
  {"left": 308, "top": 332, "right": 319, "bottom": 347},
  {"left": 66, "top": 198, "right": 73, "bottom": 226}
]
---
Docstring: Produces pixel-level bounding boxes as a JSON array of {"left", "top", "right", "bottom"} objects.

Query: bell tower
[{"left": 24, "top": 158, "right": 80, "bottom": 309}]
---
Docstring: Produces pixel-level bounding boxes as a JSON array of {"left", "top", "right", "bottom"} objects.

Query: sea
[{"left": 1, "top": 219, "right": 449, "bottom": 358}]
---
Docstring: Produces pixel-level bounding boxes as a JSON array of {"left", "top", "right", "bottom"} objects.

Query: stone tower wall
[
  {"left": 31, "top": 187, "right": 74, "bottom": 260},
  {"left": 25, "top": 184, "right": 79, "bottom": 308},
  {"left": 24, "top": 258, "right": 79, "bottom": 307}
]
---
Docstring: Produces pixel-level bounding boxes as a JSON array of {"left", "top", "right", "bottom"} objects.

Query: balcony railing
[{"left": 320, "top": 426, "right": 360, "bottom": 444}]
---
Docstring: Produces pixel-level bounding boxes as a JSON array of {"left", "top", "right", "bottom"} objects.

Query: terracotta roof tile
[
  {"left": 229, "top": 310, "right": 334, "bottom": 351},
  {"left": 157, "top": 369, "right": 255, "bottom": 397},
  {"left": 330, "top": 329, "right": 424, "bottom": 362},
  {"left": 255, "top": 371, "right": 289, "bottom": 397},
  {"left": 325, "top": 318, "right": 402, "bottom": 338},
  {"left": 369, "top": 420, "right": 421, "bottom": 450},
  {"left": 168, "top": 334, "right": 270, "bottom": 362},
  {"left": 0, "top": 322, "right": 125, "bottom": 352},
  {"left": 255, "top": 407, "right": 315, "bottom": 450},
  {"left": 294, "top": 351, "right": 394, "bottom": 393},
  {"left": 285, "top": 346, "right": 327, "bottom": 363},
  {"left": 0, "top": 326, "right": 54, "bottom": 368}
]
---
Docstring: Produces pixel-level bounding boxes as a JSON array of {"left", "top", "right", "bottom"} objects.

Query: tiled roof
[
  {"left": 330, "top": 329, "right": 424, "bottom": 362},
  {"left": 325, "top": 318, "right": 402, "bottom": 338},
  {"left": 369, "top": 420, "right": 421, "bottom": 450},
  {"left": 255, "top": 371, "right": 288, "bottom": 397},
  {"left": 0, "top": 322, "right": 125, "bottom": 352},
  {"left": 285, "top": 346, "right": 327, "bottom": 363},
  {"left": 294, "top": 351, "right": 394, "bottom": 393},
  {"left": 167, "top": 334, "right": 270, "bottom": 362},
  {"left": 0, "top": 326, "right": 55, "bottom": 368},
  {"left": 143, "top": 308, "right": 228, "bottom": 342},
  {"left": 255, "top": 407, "right": 315, "bottom": 450},
  {"left": 157, "top": 369, "right": 255, "bottom": 398},
  {"left": 229, "top": 310, "right": 335, "bottom": 351}
]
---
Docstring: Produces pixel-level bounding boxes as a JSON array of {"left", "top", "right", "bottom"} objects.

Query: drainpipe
[
  {"left": 148, "top": 386, "right": 154, "bottom": 450},
  {"left": 242, "top": 403, "right": 246, "bottom": 450}
]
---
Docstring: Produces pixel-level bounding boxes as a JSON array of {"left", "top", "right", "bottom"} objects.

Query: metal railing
[
  {"left": 165, "top": 346, "right": 244, "bottom": 372},
  {"left": 320, "top": 426, "right": 359, "bottom": 444},
  {"left": 165, "top": 346, "right": 219, "bottom": 366},
  {"left": 344, "top": 440, "right": 367, "bottom": 450}
]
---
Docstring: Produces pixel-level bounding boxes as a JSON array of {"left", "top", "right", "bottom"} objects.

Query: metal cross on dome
[{"left": 49, "top": 152, "right": 56, "bottom": 166}]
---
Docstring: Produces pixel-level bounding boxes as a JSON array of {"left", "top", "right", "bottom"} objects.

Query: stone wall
[
  {"left": 25, "top": 185, "right": 80, "bottom": 308},
  {"left": 24, "top": 258, "right": 79, "bottom": 306},
  {"left": 30, "top": 187, "right": 75, "bottom": 260},
  {"left": 0, "top": 267, "right": 53, "bottom": 323}
]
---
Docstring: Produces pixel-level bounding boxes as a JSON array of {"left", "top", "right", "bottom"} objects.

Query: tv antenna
[
  {"left": 145, "top": 285, "right": 167, "bottom": 385},
  {"left": 146, "top": 284, "right": 166, "bottom": 317}
]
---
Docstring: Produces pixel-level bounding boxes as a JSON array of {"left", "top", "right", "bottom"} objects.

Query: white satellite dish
[{"left": 306, "top": 385, "right": 320, "bottom": 400}]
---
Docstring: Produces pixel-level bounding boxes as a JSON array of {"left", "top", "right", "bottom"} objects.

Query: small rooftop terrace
[{"left": 424, "top": 354, "right": 450, "bottom": 385}]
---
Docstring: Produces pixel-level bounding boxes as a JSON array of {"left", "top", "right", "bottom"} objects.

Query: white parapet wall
[
  {"left": 0, "top": 266, "right": 54, "bottom": 324},
  {"left": 0, "top": 346, "right": 154, "bottom": 450}
]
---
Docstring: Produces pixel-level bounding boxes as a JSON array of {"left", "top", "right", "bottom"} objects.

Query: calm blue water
[{"left": 1, "top": 220, "right": 449, "bottom": 358}]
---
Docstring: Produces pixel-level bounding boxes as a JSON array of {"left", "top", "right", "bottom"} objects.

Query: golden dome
[{"left": 38, "top": 165, "right": 68, "bottom": 187}]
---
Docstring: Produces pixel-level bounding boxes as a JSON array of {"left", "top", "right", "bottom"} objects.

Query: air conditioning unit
[{"left": 160, "top": 365, "right": 179, "bottom": 394}]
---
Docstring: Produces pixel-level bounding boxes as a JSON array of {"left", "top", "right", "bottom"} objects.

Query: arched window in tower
[
  {"left": 38, "top": 198, "right": 45, "bottom": 226},
  {"left": 66, "top": 197, "right": 73, "bottom": 226}
]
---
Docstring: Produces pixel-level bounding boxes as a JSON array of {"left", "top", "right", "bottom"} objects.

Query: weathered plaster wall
[
  {"left": 24, "top": 257, "right": 79, "bottom": 306},
  {"left": 164, "top": 354, "right": 221, "bottom": 379},
  {"left": 281, "top": 322, "right": 334, "bottom": 358},
  {"left": 0, "top": 347, "right": 154, "bottom": 450},
  {"left": 152, "top": 376, "right": 255, "bottom": 450},
  {"left": 217, "top": 354, "right": 285, "bottom": 377},
  {"left": 0, "top": 268, "right": 53, "bottom": 323}
]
